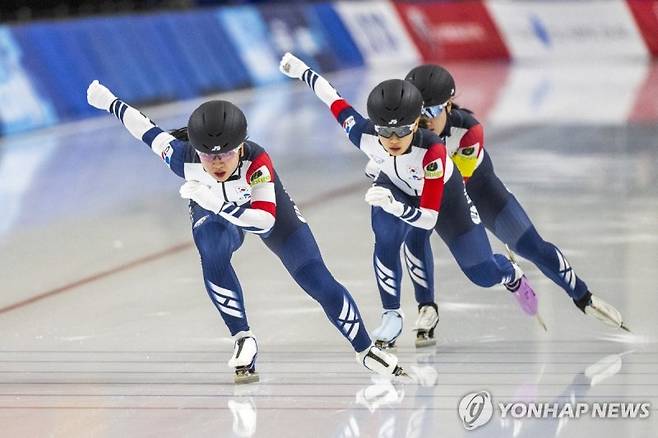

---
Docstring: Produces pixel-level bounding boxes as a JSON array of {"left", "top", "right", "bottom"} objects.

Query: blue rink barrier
[{"left": 0, "top": 3, "right": 365, "bottom": 136}]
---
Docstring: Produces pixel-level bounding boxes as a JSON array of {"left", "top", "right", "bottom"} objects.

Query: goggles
[
  {"left": 197, "top": 147, "right": 240, "bottom": 162},
  {"left": 421, "top": 102, "right": 447, "bottom": 119},
  {"left": 373, "top": 123, "right": 415, "bottom": 139}
]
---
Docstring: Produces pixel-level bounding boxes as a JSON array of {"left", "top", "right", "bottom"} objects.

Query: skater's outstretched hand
[
  {"left": 365, "top": 186, "right": 404, "bottom": 216},
  {"left": 279, "top": 52, "right": 309, "bottom": 79},
  {"left": 86, "top": 80, "right": 117, "bottom": 112},
  {"left": 179, "top": 181, "right": 224, "bottom": 213}
]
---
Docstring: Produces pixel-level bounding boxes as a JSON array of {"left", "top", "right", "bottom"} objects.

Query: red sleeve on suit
[
  {"left": 330, "top": 99, "right": 351, "bottom": 119},
  {"left": 419, "top": 144, "right": 447, "bottom": 212},
  {"left": 246, "top": 152, "right": 277, "bottom": 217},
  {"left": 459, "top": 123, "right": 484, "bottom": 150}
]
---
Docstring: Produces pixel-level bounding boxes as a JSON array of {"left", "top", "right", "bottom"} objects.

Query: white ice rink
[{"left": 0, "top": 63, "right": 657, "bottom": 437}]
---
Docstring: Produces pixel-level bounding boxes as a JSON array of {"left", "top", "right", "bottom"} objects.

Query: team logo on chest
[
  {"left": 407, "top": 165, "right": 423, "bottom": 181},
  {"left": 234, "top": 185, "right": 251, "bottom": 202}
]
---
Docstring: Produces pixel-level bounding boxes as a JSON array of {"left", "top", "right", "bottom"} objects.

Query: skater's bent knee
[{"left": 462, "top": 263, "right": 500, "bottom": 288}]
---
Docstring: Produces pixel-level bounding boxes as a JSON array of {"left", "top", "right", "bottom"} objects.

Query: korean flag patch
[
  {"left": 249, "top": 165, "right": 272, "bottom": 186},
  {"left": 424, "top": 158, "right": 444, "bottom": 179}
]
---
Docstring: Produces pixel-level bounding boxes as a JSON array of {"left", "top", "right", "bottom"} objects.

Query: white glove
[
  {"left": 279, "top": 52, "right": 310, "bottom": 80},
  {"left": 365, "top": 186, "right": 405, "bottom": 217},
  {"left": 179, "top": 181, "right": 224, "bottom": 214},
  {"left": 86, "top": 80, "right": 117, "bottom": 112}
]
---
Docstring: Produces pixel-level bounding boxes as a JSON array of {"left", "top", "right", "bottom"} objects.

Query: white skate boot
[
  {"left": 371, "top": 309, "right": 403, "bottom": 349},
  {"left": 575, "top": 291, "right": 630, "bottom": 332},
  {"left": 357, "top": 344, "right": 407, "bottom": 378},
  {"left": 413, "top": 303, "right": 439, "bottom": 348},
  {"left": 228, "top": 331, "right": 259, "bottom": 384}
]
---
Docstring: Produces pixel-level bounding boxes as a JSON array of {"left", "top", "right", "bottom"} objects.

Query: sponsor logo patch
[
  {"left": 460, "top": 146, "right": 476, "bottom": 156},
  {"left": 161, "top": 145, "right": 174, "bottom": 166},
  {"left": 342, "top": 115, "right": 356, "bottom": 134},
  {"left": 424, "top": 159, "right": 444, "bottom": 179},
  {"left": 249, "top": 165, "right": 272, "bottom": 186}
]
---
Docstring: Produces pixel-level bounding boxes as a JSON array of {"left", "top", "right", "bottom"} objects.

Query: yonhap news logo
[
  {"left": 458, "top": 391, "right": 493, "bottom": 430},
  {"left": 458, "top": 391, "right": 651, "bottom": 431}
]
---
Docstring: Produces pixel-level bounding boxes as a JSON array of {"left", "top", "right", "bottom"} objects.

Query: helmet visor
[{"left": 374, "top": 123, "right": 415, "bottom": 139}]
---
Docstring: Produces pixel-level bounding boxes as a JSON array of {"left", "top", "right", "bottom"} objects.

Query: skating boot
[
  {"left": 574, "top": 291, "right": 630, "bottom": 332},
  {"left": 371, "top": 309, "right": 403, "bottom": 350},
  {"left": 357, "top": 344, "right": 407, "bottom": 378},
  {"left": 228, "top": 331, "right": 259, "bottom": 384},
  {"left": 413, "top": 303, "right": 439, "bottom": 348},
  {"left": 504, "top": 246, "right": 546, "bottom": 331}
]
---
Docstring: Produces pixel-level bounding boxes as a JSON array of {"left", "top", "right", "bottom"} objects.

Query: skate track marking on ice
[{"left": 0, "top": 181, "right": 366, "bottom": 316}]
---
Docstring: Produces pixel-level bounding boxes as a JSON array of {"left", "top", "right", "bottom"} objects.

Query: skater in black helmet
[
  {"left": 280, "top": 53, "right": 540, "bottom": 350},
  {"left": 399, "top": 64, "right": 628, "bottom": 338},
  {"left": 86, "top": 80, "right": 408, "bottom": 383}
]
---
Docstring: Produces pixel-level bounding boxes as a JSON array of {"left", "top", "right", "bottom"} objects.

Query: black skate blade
[{"left": 620, "top": 323, "right": 631, "bottom": 333}]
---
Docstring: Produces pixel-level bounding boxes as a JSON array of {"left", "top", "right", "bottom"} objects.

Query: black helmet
[
  {"left": 187, "top": 100, "right": 247, "bottom": 154},
  {"left": 366, "top": 79, "right": 423, "bottom": 127},
  {"left": 405, "top": 64, "right": 455, "bottom": 107}
]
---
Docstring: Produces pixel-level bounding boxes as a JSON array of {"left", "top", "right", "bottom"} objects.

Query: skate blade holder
[
  {"left": 413, "top": 329, "right": 437, "bottom": 348},
  {"left": 414, "top": 338, "right": 437, "bottom": 348},
  {"left": 374, "top": 339, "right": 398, "bottom": 352},
  {"left": 234, "top": 367, "right": 259, "bottom": 384}
]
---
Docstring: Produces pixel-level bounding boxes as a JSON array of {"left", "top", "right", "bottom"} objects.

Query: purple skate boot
[{"left": 504, "top": 246, "right": 547, "bottom": 331}]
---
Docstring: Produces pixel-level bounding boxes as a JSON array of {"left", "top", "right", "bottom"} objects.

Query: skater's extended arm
[
  {"left": 279, "top": 52, "right": 372, "bottom": 150},
  {"left": 86, "top": 80, "right": 187, "bottom": 177}
]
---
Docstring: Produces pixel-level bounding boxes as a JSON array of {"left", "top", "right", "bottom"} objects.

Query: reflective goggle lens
[
  {"left": 421, "top": 103, "right": 446, "bottom": 119},
  {"left": 374, "top": 124, "right": 415, "bottom": 138},
  {"left": 197, "top": 148, "right": 239, "bottom": 162}
]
